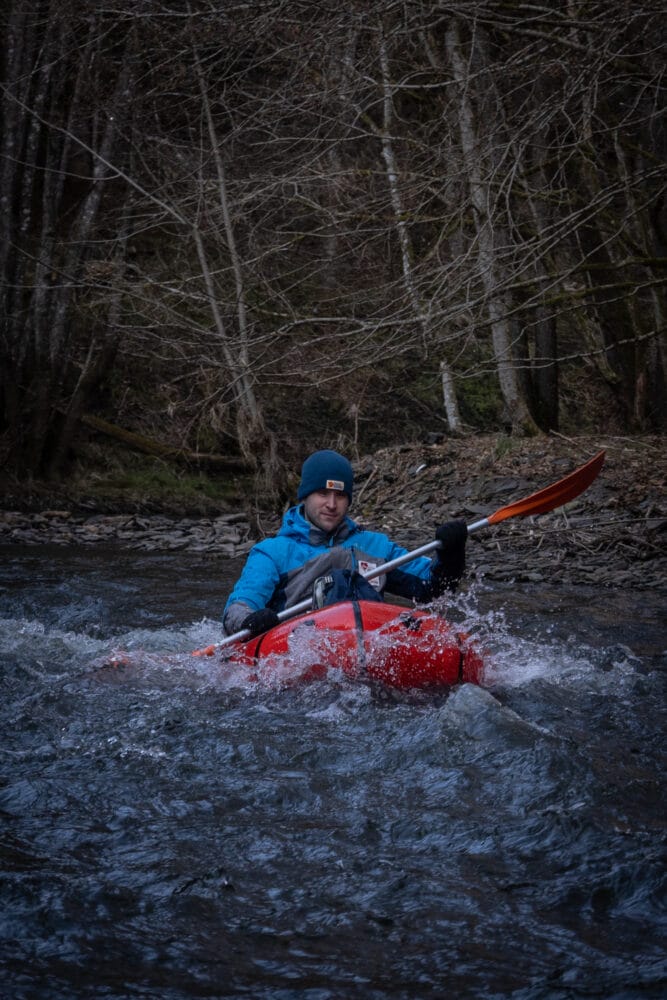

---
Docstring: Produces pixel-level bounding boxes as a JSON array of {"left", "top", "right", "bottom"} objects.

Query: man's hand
[
  {"left": 435, "top": 520, "right": 468, "bottom": 552},
  {"left": 432, "top": 520, "right": 468, "bottom": 594},
  {"left": 241, "top": 608, "right": 280, "bottom": 638}
]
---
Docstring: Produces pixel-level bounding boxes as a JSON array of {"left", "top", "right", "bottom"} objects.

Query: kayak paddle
[{"left": 196, "top": 449, "right": 605, "bottom": 653}]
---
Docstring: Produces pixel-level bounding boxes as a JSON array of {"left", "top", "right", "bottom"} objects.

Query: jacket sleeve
[
  {"left": 385, "top": 553, "right": 440, "bottom": 603},
  {"left": 222, "top": 543, "right": 281, "bottom": 633},
  {"left": 222, "top": 600, "right": 254, "bottom": 635}
]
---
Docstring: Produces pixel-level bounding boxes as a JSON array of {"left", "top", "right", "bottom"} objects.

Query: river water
[{"left": 1, "top": 545, "right": 665, "bottom": 999}]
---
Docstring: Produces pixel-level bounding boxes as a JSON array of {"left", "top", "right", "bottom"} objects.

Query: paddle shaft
[{"left": 212, "top": 450, "right": 604, "bottom": 649}]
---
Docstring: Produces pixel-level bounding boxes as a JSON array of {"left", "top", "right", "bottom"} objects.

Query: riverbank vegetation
[{"left": 1, "top": 2, "right": 665, "bottom": 505}]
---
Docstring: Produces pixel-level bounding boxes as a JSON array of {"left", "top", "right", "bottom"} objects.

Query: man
[{"left": 223, "top": 449, "right": 468, "bottom": 637}]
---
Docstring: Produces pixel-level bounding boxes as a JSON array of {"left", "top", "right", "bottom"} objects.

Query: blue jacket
[{"left": 222, "top": 504, "right": 440, "bottom": 633}]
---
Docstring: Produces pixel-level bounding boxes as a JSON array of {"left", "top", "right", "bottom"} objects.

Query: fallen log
[{"left": 81, "top": 414, "right": 251, "bottom": 471}]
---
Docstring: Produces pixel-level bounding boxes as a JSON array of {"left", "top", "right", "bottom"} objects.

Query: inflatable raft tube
[{"left": 226, "top": 600, "right": 484, "bottom": 689}]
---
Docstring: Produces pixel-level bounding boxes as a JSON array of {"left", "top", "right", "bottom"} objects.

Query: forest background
[{"left": 1, "top": 1, "right": 665, "bottom": 510}]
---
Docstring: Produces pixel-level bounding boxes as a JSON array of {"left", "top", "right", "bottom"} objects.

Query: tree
[
  {"left": 0, "top": 1, "right": 134, "bottom": 474},
  {"left": 2, "top": 0, "right": 665, "bottom": 489}
]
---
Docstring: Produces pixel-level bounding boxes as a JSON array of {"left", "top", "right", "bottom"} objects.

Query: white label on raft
[{"left": 358, "top": 560, "right": 383, "bottom": 590}]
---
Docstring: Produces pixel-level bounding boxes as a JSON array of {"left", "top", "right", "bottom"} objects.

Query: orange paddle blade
[{"left": 487, "top": 450, "right": 605, "bottom": 525}]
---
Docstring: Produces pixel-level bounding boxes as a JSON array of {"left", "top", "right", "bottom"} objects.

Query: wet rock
[{"left": 443, "top": 684, "right": 551, "bottom": 745}]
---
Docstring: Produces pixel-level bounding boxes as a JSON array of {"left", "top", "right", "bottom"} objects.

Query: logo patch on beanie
[{"left": 326, "top": 479, "right": 344, "bottom": 491}]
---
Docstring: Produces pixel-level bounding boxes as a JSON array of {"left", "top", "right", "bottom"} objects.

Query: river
[{"left": 1, "top": 546, "right": 665, "bottom": 999}]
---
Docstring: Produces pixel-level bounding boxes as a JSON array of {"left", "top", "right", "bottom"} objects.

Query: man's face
[{"left": 303, "top": 489, "right": 350, "bottom": 533}]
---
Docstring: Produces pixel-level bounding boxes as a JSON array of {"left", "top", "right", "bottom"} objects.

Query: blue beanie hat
[{"left": 297, "top": 450, "right": 354, "bottom": 501}]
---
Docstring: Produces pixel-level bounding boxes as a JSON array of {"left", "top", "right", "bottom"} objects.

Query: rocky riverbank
[
  {"left": 355, "top": 434, "right": 666, "bottom": 592},
  {"left": 2, "top": 434, "right": 665, "bottom": 592},
  {"left": 0, "top": 510, "right": 254, "bottom": 558}
]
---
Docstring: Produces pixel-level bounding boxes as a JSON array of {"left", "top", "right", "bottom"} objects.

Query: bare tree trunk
[
  {"left": 377, "top": 30, "right": 462, "bottom": 432},
  {"left": 445, "top": 19, "right": 538, "bottom": 435},
  {"left": 0, "top": 2, "right": 34, "bottom": 437},
  {"left": 47, "top": 219, "right": 131, "bottom": 478},
  {"left": 0, "top": 5, "right": 136, "bottom": 475},
  {"left": 519, "top": 88, "right": 560, "bottom": 432},
  {"left": 30, "top": 56, "right": 131, "bottom": 472},
  {"left": 613, "top": 137, "right": 667, "bottom": 429},
  {"left": 191, "top": 41, "right": 277, "bottom": 475}
]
